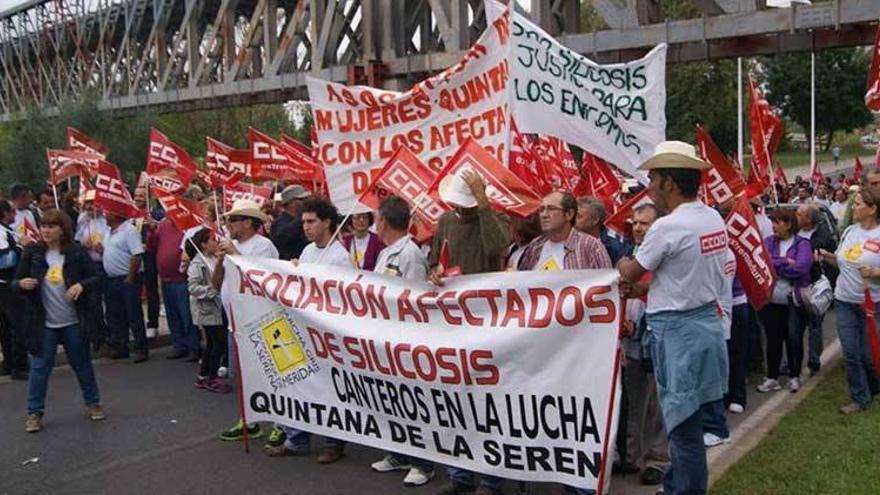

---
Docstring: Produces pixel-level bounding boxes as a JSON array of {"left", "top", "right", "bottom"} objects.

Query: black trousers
[
  {"left": 0, "top": 284, "right": 27, "bottom": 372},
  {"left": 143, "top": 253, "right": 160, "bottom": 329},
  {"left": 727, "top": 303, "right": 750, "bottom": 406},
  {"left": 759, "top": 303, "right": 807, "bottom": 380},
  {"left": 199, "top": 325, "right": 228, "bottom": 379}
]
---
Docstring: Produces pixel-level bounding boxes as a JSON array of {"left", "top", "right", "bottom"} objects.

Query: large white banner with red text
[
  {"left": 223, "top": 256, "right": 621, "bottom": 491},
  {"left": 306, "top": 16, "right": 509, "bottom": 211}
]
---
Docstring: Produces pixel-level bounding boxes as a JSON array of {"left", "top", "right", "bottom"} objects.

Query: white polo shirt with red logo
[{"left": 635, "top": 201, "right": 729, "bottom": 314}]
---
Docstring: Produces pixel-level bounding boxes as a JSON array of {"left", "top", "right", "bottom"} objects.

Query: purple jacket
[
  {"left": 763, "top": 234, "right": 813, "bottom": 290},
  {"left": 343, "top": 232, "right": 385, "bottom": 271}
]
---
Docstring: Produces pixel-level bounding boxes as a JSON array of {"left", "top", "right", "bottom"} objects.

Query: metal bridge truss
[{"left": 0, "top": 0, "right": 877, "bottom": 120}]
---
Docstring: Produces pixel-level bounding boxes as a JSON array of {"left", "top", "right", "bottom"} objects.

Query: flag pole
[
  {"left": 811, "top": 51, "right": 817, "bottom": 183},
  {"left": 51, "top": 183, "right": 60, "bottom": 209},
  {"left": 737, "top": 57, "right": 743, "bottom": 174}
]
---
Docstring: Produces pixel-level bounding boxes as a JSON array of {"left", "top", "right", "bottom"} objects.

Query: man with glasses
[
  {"left": 518, "top": 191, "right": 612, "bottom": 271},
  {"left": 212, "top": 200, "right": 278, "bottom": 442}
]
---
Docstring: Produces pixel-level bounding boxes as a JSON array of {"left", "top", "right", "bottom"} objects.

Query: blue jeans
[
  {"left": 27, "top": 324, "right": 100, "bottom": 415},
  {"left": 104, "top": 275, "right": 147, "bottom": 354},
  {"left": 700, "top": 399, "right": 728, "bottom": 439},
  {"left": 162, "top": 281, "right": 200, "bottom": 354},
  {"left": 446, "top": 467, "right": 502, "bottom": 489},
  {"left": 664, "top": 407, "right": 707, "bottom": 495},
  {"left": 835, "top": 301, "right": 880, "bottom": 408},
  {"left": 280, "top": 425, "right": 345, "bottom": 451}
]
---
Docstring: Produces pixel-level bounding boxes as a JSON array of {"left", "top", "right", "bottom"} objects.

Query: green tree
[
  {"left": 762, "top": 48, "right": 873, "bottom": 151},
  {"left": 666, "top": 60, "right": 739, "bottom": 155}
]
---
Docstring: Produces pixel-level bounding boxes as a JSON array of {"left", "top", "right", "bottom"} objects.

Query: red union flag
[
  {"left": 359, "top": 146, "right": 451, "bottom": 243},
  {"left": 509, "top": 119, "right": 552, "bottom": 196},
  {"left": 153, "top": 188, "right": 208, "bottom": 231},
  {"left": 46, "top": 149, "right": 102, "bottom": 184},
  {"left": 811, "top": 160, "right": 824, "bottom": 187},
  {"left": 94, "top": 161, "right": 143, "bottom": 219},
  {"left": 223, "top": 182, "right": 273, "bottom": 211},
  {"left": 206, "top": 137, "right": 250, "bottom": 187},
  {"left": 748, "top": 78, "right": 783, "bottom": 187},
  {"left": 249, "top": 128, "right": 299, "bottom": 182},
  {"left": 147, "top": 128, "right": 196, "bottom": 192},
  {"left": 429, "top": 139, "right": 542, "bottom": 218},
  {"left": 774, "top": 163, "right": 789, "bottom": 189},
  {"left": 67, "top": 127, "right": 109, "bottom": 159},
  {"left": 280, "top": 134, "right": 324, "bottom": 186},
  {"left": 853, "top": 156, "right": 865, "bottom": 182},
  {"left": 726, "top": 196, "right": 775, "bottom": 309},
  {"left": 576, "top": 152, "right": 620, "bottom": 200},
  {"left": 605, "top": 188, "right": 651, "bottom": 238},
  {"left": 867, "top": 25, "right": 880, "bottom": 111},
  {"left": 696, "top": 125, "right": 744, "bottom": 206}
]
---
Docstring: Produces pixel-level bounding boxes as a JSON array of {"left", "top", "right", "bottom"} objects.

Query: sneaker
[
  {"left": 266, "top": 425, "right": 287, "bottom": 448},
  {"left": 789, "top": 377, "right": 801, "bottom": 393},
  {"left": 146, "top": 326, "right": 158, "bottom": 339},
  {"left": 840, "top": 403, "right": 864, "bottom": 415},
  {"left": 403, "top": 467, "right": 435, "bottom": 486},
  {"left": 195, "top": 376, "right": 209, "bottom": 389},
  {"left": 371, "top": 454, "right": 411, "bottom": 473},
  {"left": 217, "top": 366, "right": 228, "bottom": 378},
  {"left": 640, "top": 466, "right": 665, "bottom": 485},
  {"left": 25, "top": 413, "right": 42, "bottom": 433},
  {"left": 264, "top": 443, "right": 310, "bottom": 457},
  {"left": 205, "top": 378, "right": 231, "bottom": 394},
  {"left": 435, "top": 482, "right": 476, "bottom": 495},
  {"left": 703, "top": 432, "right": 730, "bottom": 448},
  {"left": 219, "top": 420, "right": 262, "bottom": 441},
  {"left": 728, "top": 403, "right": 744, "bottom": 414},
  {"left": 316, "top": 445, "right": 344, "bottom": 464},
  {"left": 88, "top": 404, "right": 107, "bottom": 421},
  {"left": 756, "top": 378, "right": 782, "bottom": 393}
]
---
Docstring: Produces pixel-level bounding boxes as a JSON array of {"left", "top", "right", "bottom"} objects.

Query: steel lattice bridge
[{"left": 0, "top": 0, "right": 877, "bottom": 121}]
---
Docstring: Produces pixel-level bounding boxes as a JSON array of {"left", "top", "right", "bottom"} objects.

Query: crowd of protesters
[{"left": 2, "top": 142, "right": 880, "bottom": 495}]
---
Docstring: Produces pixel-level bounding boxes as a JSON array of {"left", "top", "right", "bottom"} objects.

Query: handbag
[{"left": 796, "top": 274, "right": 834, "bottom": 316}]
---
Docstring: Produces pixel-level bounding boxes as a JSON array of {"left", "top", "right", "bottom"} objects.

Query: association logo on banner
[{"left": 245, "top": 313, "right": 319, "bottom": 391}]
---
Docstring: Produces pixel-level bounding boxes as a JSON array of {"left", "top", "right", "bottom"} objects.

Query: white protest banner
[
  {"left": 486, "top": 1, "right": 665, "bottom": 181},
  {"left": 307, "top": 15, "right": 510, "bottom": 212},
  {"left": 223, "top": 257, "right": 621, "bottom": 491}
]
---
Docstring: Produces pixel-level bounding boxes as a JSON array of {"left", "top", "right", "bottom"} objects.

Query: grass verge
[{"left": 712, "top": 366, "right": 880, "bottom": 495}]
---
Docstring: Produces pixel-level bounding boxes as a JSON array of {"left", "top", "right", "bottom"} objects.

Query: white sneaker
[
  {"left": 146, "top": 326, "right": 158, "bottom": 339},
  {"left": 728, "top": 403, "right": 744, "bottom": 414},
  {"left": 403, "top": 467, "right": 435, "bottom": 487},
  {"left": 371, "top": 454, "right": 410, "bottom": 473},
  {"left": 756, "top": 378, "right": 782, "bottom": 393},
  {"left": 217, "top": 366, "right": 228, "bottom": 378},
  {"left": 789, "top": 377, "right": 800, "bottom": 393},
  {"left": 703, "top": 432, "right": 730, "bottom": 448}
]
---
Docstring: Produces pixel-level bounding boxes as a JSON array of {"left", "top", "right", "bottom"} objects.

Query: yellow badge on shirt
[
  {"left": 540, "top": 257, "right": 561, "bottom": 271},
  {"left": 90, "top": 232, "right": 103, "bottom": 245},
  {"left": 844, "top": 245, "right": 863, "bottom": 263},
  {"left": 17, "top": 223, "right": 25, "bottom": 235},
  {"left": 353, "top": 249, "right": 364, "bottom": 267},
  {"left": 46, "top": 265, "right": 64, "bottom": 286}
]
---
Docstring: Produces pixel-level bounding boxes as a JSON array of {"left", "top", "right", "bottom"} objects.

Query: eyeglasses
[{"left": 537, "top": 205, "right": 565, "bottom": 213}]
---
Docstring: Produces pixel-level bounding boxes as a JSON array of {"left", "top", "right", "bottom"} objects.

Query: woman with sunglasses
[{"left": 13, "top": 209, "right": 105, "bottom": 433}]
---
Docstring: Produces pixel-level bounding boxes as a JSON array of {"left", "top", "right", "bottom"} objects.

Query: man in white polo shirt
[
  {"left": 368, "top": 196, "right": 433, "bottom": 486},
  {"left": 618, "top": 141, "right": 729, "bottom": 495},
  {"left": 102, "top": 211, "right": 148, "bottom": 363}
]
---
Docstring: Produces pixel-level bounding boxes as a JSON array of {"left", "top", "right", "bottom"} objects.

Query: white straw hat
[
  {"left": 224, "top": 199, "right": 270, "bottom": 223},
  {"left": 438, "top": 170, "right": 477, "bottom": 208},
  {"left": 638, "top": 141, "right": 711, "bottom": 171}
]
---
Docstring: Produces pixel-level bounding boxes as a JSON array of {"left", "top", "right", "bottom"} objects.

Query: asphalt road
[{"left": 0, "top": 309, "right": 841, "bottom": 495}]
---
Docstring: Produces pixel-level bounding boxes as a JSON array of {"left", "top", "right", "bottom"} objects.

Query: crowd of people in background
[{"left": 2, "top": 142, "right": 880, "bottom": 495}]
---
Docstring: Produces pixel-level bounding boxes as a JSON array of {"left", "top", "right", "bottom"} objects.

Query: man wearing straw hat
[
  {"left": 430, "top": 169, "right": 509, "bottom": 495},
  {"left": 618, "top": 141, "right": 729, "bottom": 495},
  {"left": 212, "top": 199, "right": 279, "bottom": 443}
]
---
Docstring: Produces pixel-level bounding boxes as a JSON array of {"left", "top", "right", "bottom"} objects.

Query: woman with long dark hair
[{"left": 13, "top": 209, "right": 105, "bottom": 433}]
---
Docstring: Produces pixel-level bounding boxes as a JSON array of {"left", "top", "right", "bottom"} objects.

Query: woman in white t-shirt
[{"left": 819, "top": 189, "right": 880, "bottom": 414}]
